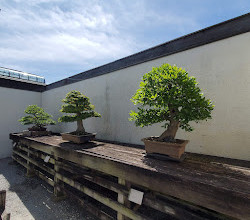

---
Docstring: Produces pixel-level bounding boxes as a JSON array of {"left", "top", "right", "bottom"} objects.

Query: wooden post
[
  {"left": 0, "top": 190, "right": 10, "bottom": 220},
  {"left": 0, "top": 190, "right": 6, "bottom": 214},
  {"left": 117, "top": 178, "right": 131, "bottom": 220},
  {"left": 26, "top": 146, "right": 35, "bottom": 177},
  {"left": 53, "top": 156, "right": 66, "bottom": 200}
]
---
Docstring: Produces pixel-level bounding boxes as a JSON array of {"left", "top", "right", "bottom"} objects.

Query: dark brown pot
[
  {"left": 61, "top": 132, "right": 96, "bottom": 144},
  {"left": 142, "top": 137, "right": 189, "bottom": 159},
  {"left": 25, "top": 127, "right": 50, "bottom": 136},
  {"left": 22, "top": 130, "right": 50, "bottom": 137}
]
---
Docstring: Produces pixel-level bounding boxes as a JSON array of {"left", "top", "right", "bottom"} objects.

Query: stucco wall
[
  {"left": 42, "top": 32, "right": 250, "bottom": 161},
  {"left": 0, "top": 87, "right": 41, "bottom": 158}
]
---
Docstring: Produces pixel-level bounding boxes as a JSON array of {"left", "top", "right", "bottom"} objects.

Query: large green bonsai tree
[
  {"left": 19, "top": 105, "right": 56, "bottom": 130},
  {"left": 58, "top": 90, "right": 101, "bottom": 135},
  {"left": 130, "top": 64, "right": 214, "bottom": 142}
]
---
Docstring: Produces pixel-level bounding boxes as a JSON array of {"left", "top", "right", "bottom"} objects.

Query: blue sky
[{"left": 0, "top": 0, "right": 249, "bottom": 84}]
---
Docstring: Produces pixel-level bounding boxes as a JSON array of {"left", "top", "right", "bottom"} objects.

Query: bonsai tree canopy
[
  {"left": 19, "top": 105, "right": 56, "bottom": 130},
  {"left": 130, "top": 63, "right": 214, "bottom": 142},
  {"left": 58, "top": 90, "right": 101, "bottom": 134}
]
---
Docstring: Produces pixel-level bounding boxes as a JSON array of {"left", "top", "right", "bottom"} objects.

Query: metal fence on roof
[{"left": 0, "top": 68, "right": 45, "bottom": 84}]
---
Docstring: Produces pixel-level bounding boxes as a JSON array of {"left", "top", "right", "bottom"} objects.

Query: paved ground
[{"left": 0, "top": 157, "right": 98, "bottom": 220}]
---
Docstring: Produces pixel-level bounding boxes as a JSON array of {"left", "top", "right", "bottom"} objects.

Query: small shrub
[
  {"left": 19, "top": 105, "right": 56, "bottom": 130},
  {"left": 129, "top": 63, "right": 214, "bottom": 141},
  {"left": 58, "top": 90, "right": 101, "bottom": 135}
]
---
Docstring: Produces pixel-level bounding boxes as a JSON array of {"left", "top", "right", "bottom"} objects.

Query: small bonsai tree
[
  {"left": 129, "top": 64, "right": 214, "bottom": 142},
  {"left": 19, "top": 105, "right": 56, "bottom": 130},
  {"left": 58, "top": 90, "right": 101, "bottom": 135}
]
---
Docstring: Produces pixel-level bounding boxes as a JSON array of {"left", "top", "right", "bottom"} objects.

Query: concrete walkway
[{"left": 0, "top": 157, "right": 98, "bottom": 220}]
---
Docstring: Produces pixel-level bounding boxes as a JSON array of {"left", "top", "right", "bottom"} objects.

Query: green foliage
[
  {"left": 19, "top": 105, "right": 56, "bottom": 128},
  {"left": 129, "top": 63, "right": 214, "bottom": 132},
  {"left": 58, "top": 90, "right": 101, "bottom": 123}
]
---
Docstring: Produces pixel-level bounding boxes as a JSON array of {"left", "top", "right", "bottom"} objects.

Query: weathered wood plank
[
  {"left": 56, "top": 173, "right": 150, "bottom": 220},
  {"left": 117, "top": 178, "right": 126, "bottom": 220},
  {"left": 0, "top": 190, "right": 10, "bottom": 220},
  {"left": 13, "top": 149, "right": 55, "bottom": 175},
  {"left": 19, "top": 138, "right": 53, "bottom": 155},
  {"left": 17, "top": 144, "right": 55, "bottom": 164},
  {"left": 144, "top": 195, "right": 219, "bottom": 220},
  {"left": 19, "top": 135, "right": 250, "bottom": 183},
  {"left": 0, "top": 190, "right": 6, "bottom": 215},
  {"left": 9, "top": 134, "right": 250, "bottom": 219},
  {"left": 57, "top": 158, "right": 223, "bottom": 220},
  {"left": 12, "top": 155, "right": 29, "bottom": 169},
  {"left": 63, "top": 188, "right": 114, "bottom": 220},
  {"left": 52, "top": 146, "right": 249, "bottom": 219},
  {"left": 54, "top": 156, "right": 65, "bottom": 198},
  {"left": 12, "top": 155, "right": 54, "bottom": 186}
]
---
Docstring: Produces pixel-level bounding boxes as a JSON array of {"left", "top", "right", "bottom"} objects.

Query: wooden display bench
[{"left": 9, "top": 133, "right": 250, "bottom": 220}]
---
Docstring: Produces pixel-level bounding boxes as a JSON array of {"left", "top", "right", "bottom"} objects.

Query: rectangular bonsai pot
[
  {"left": 142, "top": 137, "right": 189, "bottom": 159},
  {"left": 61, "top": 132, "right": 96, "bottom": 144},
  {"left": 23, "top": 130, "right": 50, "bottom": 137}
]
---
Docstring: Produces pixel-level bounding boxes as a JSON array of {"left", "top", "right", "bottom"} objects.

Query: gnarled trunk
[
  {"left": 76, "top": 119, "right": 85, "bottom": 132},
  {"left": 158, "top": 120, "right": 180, "bottom": 141}
]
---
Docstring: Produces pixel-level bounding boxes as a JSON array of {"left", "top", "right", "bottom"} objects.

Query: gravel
[{"left": 0, "top": 157, "right": 98, "bottom": 220}]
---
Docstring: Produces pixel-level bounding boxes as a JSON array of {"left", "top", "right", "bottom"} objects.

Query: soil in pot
[{"left": 142, "top": 137, "right": 189, "bottom": 160}]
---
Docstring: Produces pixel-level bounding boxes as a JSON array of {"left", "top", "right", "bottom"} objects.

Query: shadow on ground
[{"left": 0, "top": 157, "right": 98, "bottom": 220}]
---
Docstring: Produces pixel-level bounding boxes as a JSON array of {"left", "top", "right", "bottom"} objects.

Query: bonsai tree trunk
[
  {"left": 76, "top": 119, "right": 85, "bottom": 133},
  {"left": 158, "top": 120, "right": 180, "bottom": 141}
]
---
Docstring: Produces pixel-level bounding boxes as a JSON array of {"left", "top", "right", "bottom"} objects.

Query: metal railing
[{"left": 0, "top": 68, "right": 45, "bottom": 84}]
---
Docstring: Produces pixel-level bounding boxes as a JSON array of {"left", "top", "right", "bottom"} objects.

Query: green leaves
[
  {"left": 19, "top": 105, "right": 56, "bottom": 128},
  {"left": 58, "top": 90, "right": 101, "bottom": 123},
  {"left": 129, "top": 63, "right": 214, "bottom": 132}
]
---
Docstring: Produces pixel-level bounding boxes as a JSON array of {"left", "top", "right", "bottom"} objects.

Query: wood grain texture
[{"left": 10, "top": 134, "right": 250, "bottom": 219}]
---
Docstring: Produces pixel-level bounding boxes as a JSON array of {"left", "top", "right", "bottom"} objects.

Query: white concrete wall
[
  {"left": 41, "top": 32, "right": 250, "bottom": 161},
  {"left": 0, "top": 87, "right": 41, "bottom": 158}
]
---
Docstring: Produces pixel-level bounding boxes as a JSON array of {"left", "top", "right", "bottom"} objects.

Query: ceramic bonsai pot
[
  {"left": 61, "top": 132, "right": 96, "bottom": 144},
  {"left": 142, "top": 137, "right": 189, "bottom": 159},
  {"left": 23, "top": 127, "right": 50, "bottom": 136}
]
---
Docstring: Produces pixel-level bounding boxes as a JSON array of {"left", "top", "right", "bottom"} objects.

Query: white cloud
[
  {"left": 0, "top": 1, "right": 135, "bottom": 66},
  {"left": 0, "top": 0, "right": 200, "bottom": 82}
]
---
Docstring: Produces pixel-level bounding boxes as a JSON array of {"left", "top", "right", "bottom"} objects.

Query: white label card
[
  {"left": 128, "top": 189, "right": 144, "bottom": 205},
  {"left": 44, "top": 155, "right": 50, "bottom": 163}
]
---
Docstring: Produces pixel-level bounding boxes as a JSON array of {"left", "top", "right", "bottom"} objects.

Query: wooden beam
[
  {"left": 0, "top": 190, "right": 10, "bottom": 220},
  {"left": 151, "top": 193, "right": 230, "bottom": 220},
  {"left": 10, "top": 135, "right": 250, "bottom": 219},
  {"left": 0, "top": 190, "right": 6, "bottom": 215},
  {"left": 17, "top": 144, "right": 55, "bottom": 164},
  {"left": 19, "top": 138, "right": 53, "bottom": 155},
  {"left": 26, "top": 146, "right": 35, "bottom": 177},
  {"left": 54, "top": 156, "right": 65, "bottom": 198},
  {"left": 62, "top": 188, "right": 114, "bottom": 220},
  {"left": 12, "top": 155, "right": 28, "bottom": 169},
  {"left": 52, "top": 146, "right": 250, "bottom": 219},
  {"left": 117, "top": 178, "right": 126, "bottom": 220},
  {"left": 56, "top": 161, "right": 90, "bottom": 175},
  {"left": 12, "top": 155, "right": 54, "bottom": 187},
  {"left": 57, "top": 162, "right": 128, "bottom": 195},
  {"left": 13, "top": 149, "right": 55, "bottom": 175},
  {"left": 56, "top": 173, "right": 150, "bottom": 220},
  {"left": 58, "top": 158, "right": 211, "bottom": 219}
]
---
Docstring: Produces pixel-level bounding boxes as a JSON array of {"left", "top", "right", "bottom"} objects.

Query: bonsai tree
[
  {"left": 129, "top": 63, "right": 214, "bottom": 142},
  {"left": 58, "top": 90, "right": 101, "bottom": 135},
  {"left": 19, "top": 105, "right": 56, "bottom": 130}
]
